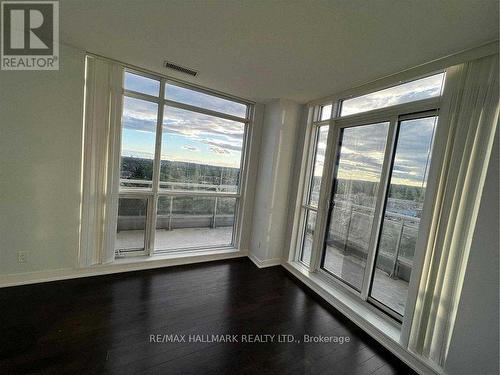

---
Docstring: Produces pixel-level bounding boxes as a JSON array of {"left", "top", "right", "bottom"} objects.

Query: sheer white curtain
[
  {"left": 408, "top": 54, "right": 499, "bottom": 366},
  {"left": 79, "top": 56, "right": 123, "bottom": 267}
]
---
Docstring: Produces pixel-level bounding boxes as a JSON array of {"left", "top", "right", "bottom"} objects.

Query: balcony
[
  {"left": 303, "top": 201, "right": 420, "bottom": 316},
  {"left": 116, "top": 179, "right": 237, "bottom": 254}
]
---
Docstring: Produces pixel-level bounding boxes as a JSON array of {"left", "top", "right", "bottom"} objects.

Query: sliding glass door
[
  {"left": 369, "top": 115, "right": 438, "bottom": 317},
  {"left": 319, "top": 113, "right": 438, "bottom": 320},
  {"left": 321, "top": 122, "right": 389, "bottom": 291},
  {"left": 293, "top": 72, "right": 445, "bottom": 322}
]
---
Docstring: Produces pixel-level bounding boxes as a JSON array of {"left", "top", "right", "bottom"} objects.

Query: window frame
[
  {"left": 115, "top": 67, "right": 253, "bottom": 257},
  {"left": 294, "top": 102, "right": 336, "bottom": 268},
  {"left": 290, "top": 72, "right": 445, "bottom": 327}
]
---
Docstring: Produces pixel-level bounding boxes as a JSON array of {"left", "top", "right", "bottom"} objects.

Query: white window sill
[
  {"left": 113, "top": 247, "right": 242, "bottom": 265},
  {"left": 284, "top": 260, "right": 401, "bottom": 343},
  {"left": 283, "top": 260, "right": 443, "bottom": 375}
]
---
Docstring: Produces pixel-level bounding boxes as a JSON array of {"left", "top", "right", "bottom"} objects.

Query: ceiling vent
[{"left": 163, "top": 61, "right": 198, "bottom": 77}]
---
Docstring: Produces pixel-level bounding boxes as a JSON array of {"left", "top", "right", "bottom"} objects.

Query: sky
[
  {"left": 336, "top": 122, "right": 389, "bottom": 183},
  {"left": 121, "top": 76, "right": 245, "bottom": 169},
  {"left": 121, "top": 72, "right": 440, "bottom": 182},
  {"left": 312, "top": 117, "right": 438, "bottom": 188},
  {"left": 165, "top": 84, "right": 247, "bottom": 118},
  {"left": 390, "top": 116, "right": 437, "bottom": 187},
  {"left": 311, "top": 126, "right": 329, "bottom": 178},
  {"left": 161, "top": 106, "right": 244, "bottom": 168},
  {"left": 341, "top": 73, "right": 445, "bottom": 116}
]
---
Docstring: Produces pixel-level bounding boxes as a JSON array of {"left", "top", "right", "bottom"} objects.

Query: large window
[
  {"left": 116, "top": 70, "right": 250, "bottom": 255},
  {"left": 295, "top": 72, "right": 445, "bottom": 321}
]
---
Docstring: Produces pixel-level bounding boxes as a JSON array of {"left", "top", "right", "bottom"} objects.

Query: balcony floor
[
  {"left": 303, "top": 237, "right": 408, "bottom": 316},
  {"left": 116, "top": 226, "right": 234, "bottom": 252}
]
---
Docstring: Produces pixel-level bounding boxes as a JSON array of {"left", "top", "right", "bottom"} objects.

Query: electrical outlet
[{"left": 17, "top": 251, "right": 29, "bottom": 263}]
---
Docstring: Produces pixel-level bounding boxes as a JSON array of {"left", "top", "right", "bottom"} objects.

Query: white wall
[
  {"left": 249, "top": 99, "right": 303, "bottom": 265},
  {"left": 444, "top": 128, "right": 499, "bottom": 375},
  {"left": 238, "top": 103, "right": 264, "bottom": 253},
  {"left": 0, "top": 44, "right": 85, "bottom": 276}
]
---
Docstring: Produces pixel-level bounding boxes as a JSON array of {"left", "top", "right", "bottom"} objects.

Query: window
[
  {"left": 369, "top": 116, "right": 437, "bottom": 316},
  {"left": 319, "top": 115, "right": 438, "bottom": 321},
  {"left": 340, "top": 73, "right": 445, "bottom": 116},
  {"left": 115, "top": 197, "right": 148, "bottom": 252},
  {"left": 318, "top": 113, "right": 439, "bottom": 320},
  {"left": 322, "top": 122, "right": 389, "bottom": 290},
  {"left": 298, "top": 124, "right": 329, "bottom": 266},
  {"left": 309, "top": 126, "right": 329, "bottom": 207},
  {"left": 320, "top": 104, "right": 333, "bottom": 121},
  {"left": 165, "top": 83, "right": 247, "bottom": 118},
  {"left": 300, "top": 210, "right": 317, "bottom": 265},
  {"left": 116, "top": 70, "right": 250, "bottom": 255},
  {"left": 155, "top": 196, "right": 237, "bottom": 251},
  {"left": 120, "top": 97, "right": 158, "bottom": 188},
  {"left": 160, "top": 106, "right": 244, "bottom": 192},
  {"left": 124, "top": 71, "right": 160, "bottom": 97},
  {"left": 295, "top": 72, "right": 444, "bottom": 322}
]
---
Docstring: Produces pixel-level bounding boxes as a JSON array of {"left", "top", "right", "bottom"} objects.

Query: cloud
[
  {"left": 121, "top": 97, "right": 245, "bottom": 160},
  {"left": 121, "top": 148, "right": 154, "bottom": 159},
  {"left": 163, "top": 107, "right": 244, "bottom": 155},
  {"left": 342, "top": 74, "right": 444, "bottom": 116},
  {"left": 166, "top": 84, "right": 247, "bottom": 118},
  {"left": 200, "top": 137, "right": 242, "bottom": 152},
  {"left": 330, "top": 117, "right": 437, "bottom": 186},
  {"left": 182, "top": 145, "right": 199, "bottom": 152},
  {"left": 210, "top": 146, "right": 230, "bottom": 155}
]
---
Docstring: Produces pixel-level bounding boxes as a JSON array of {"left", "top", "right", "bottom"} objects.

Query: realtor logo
[{"left": 1, "top": 1, "right": 59, "bottom": 70}]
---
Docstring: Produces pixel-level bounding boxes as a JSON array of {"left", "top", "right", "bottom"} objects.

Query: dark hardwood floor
[{"left": 0, "top": 258, "right": 416, "bottom": 374}]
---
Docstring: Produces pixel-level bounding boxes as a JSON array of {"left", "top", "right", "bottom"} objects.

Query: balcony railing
[
  {"left": 117, "top": 179, "right": 237, "bottom": 232},
  {"left": 306, "top": 200, "right": 421, "bottom": 281},
  {"left": 119, "top": 178, "right": 239, "bottom": 193}
]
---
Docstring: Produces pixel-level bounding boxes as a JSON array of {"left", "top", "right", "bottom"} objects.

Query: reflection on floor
[
  {"left": 116, "top": 226, "right": 233, "bottom": 252},
  {"left": 0, "top": 258, "right": 416, "bottom": 374},
  {"left": 302, "top": 238, "right": 408, "bottom": 315}
]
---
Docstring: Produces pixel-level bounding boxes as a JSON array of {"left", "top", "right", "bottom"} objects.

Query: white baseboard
[
  {"left": 248, "top": 252, "right": 282, "bottom": 268},
  {"left": 0, "top": 249, "right": 248, "bottom": 288}
]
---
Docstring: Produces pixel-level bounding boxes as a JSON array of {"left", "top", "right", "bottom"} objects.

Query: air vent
[{"left": 163, "top": 61, "right": 198, "bottom": 77}]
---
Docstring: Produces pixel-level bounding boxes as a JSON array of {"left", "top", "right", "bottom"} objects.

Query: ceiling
[{"left": 59, "top": 0, "right": 499, "bottom": 103}]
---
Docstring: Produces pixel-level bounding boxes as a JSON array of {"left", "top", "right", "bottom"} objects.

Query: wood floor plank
[{"left": 0, "top": 258, "right": 416, "bottom": 374}]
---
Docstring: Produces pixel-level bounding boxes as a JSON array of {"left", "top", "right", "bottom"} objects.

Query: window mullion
[
  {"left": 360, "top": 116, "right": 399, "bottom": 300},
  {"left": 147, "top": 79, "right": 166, "bottom": 256}
]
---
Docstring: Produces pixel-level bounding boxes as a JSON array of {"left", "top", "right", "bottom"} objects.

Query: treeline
[
  {"left": 120, "top": 157, "right": 240, "bottom": 186},
  {"left": 325, "top": 178, "right": 425, "bottom": 203}
]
